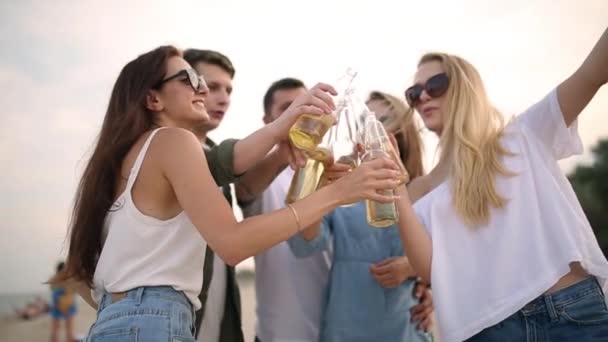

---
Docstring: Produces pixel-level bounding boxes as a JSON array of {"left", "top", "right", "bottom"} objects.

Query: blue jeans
[
  {"left": 466, "top": 276, "right": 608, "bottom": 341},
  {"left": 86, "top": 286, "right": 196, "bottom": 342}
]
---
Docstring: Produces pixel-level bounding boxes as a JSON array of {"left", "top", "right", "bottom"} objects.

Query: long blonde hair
[
  {"left": 367, "top": 91, "right": 425, "bottom": 180},
  {"left": 416, "top": 53, "right": 513, "bottom": 226}
]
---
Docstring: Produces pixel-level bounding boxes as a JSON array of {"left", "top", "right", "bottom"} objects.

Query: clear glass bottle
[
  {"left": 361, "top": 113, "right": 401, "bottom": 227},
  {"left": 288, "top": 68, "right": 357, "bottom": 156},
  {"left": 285, "top": 159, "right": 325, "bottom": 204}
]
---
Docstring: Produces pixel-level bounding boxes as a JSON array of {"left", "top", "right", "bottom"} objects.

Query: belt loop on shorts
[
  {"left": 134, "top": 287, "right": 145, "bottom": 306},
  {"left": 543, "top": 294, "right": 559, "bottom": 322}
]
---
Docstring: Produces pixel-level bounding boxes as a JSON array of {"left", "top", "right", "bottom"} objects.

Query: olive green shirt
[{"left": 203, "top": 138, "right": 240, "bottom": 186}]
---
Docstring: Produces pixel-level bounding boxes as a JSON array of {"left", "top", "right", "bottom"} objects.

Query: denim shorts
[
  {"left": 86, "top": 286, "right": 196, "bottom": 342},
  {"left": 466, "top": 276, "right": 608, "bottom": 342}
]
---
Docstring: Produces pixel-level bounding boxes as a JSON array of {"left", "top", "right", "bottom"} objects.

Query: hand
[
  {"left": 330, "top": 157, "right": 401, "bottom": 206},
  {"left": 410, "top": 279, "right": 434, "bottom": 333},
  {"left": 318, "top": 162, "right": 352, "bottom": 188},
  {"left": 357, "top": 135, "right": 399, "bottom": 158},
  {"left": 369, "top": 256, "right": 415, "bottom": 289},
  {"left": 278, "top": 141, "right": 308, "bottom": 170},
  {"left": 288, "top": 82, "right": 337, "bottom": 115},
  {"left": 271, "top": 82, "right": 338, "bottom": 140}
]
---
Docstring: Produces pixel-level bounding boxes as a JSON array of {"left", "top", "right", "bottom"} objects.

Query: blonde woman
[
  {"left": 288, "top": 91, "right": 433, "bottom": 341},
  {"left": 396, "top": 28, "right": 608, "bottom": 341}
]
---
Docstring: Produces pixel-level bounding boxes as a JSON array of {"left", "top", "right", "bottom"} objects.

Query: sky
[{"left": 1, "top": 0, "right": 607, "bottom": 294}]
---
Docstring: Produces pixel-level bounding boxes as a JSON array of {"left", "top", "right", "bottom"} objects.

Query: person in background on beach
[
  {"left": 13, "top": 296, "right": 50, "bottom": 320},
  {"left": 50, "top": 261, "right": 77, "bottom": 342}
]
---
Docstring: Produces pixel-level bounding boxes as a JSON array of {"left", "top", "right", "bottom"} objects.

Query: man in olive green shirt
[{"left": 185, "top": 49, "right": 291, "bottom": 342}]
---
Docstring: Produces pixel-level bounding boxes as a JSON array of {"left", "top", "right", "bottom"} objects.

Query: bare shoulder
[
  {"left": 407, "top": 176, "right": 431, "bottom": 204},
  {"left": 153, "top": 127, "right": 199, "bottom": 147},
  {"left": 148, "top": 127, "right": 202, "bottom": 157}
]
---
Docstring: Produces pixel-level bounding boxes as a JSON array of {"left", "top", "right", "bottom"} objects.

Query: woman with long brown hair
[{"left": 55, "top": 46, "right": 401, "bottom": 341}]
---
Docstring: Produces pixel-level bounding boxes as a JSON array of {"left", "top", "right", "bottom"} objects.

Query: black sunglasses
[
  {"left": 154, "top": 68, "right": 207, "bottom": 92},
  {"left": 404, "top": 73, "right": 449, "bottom": 107}
]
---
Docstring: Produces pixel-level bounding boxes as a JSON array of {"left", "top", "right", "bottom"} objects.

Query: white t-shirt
[
  {"left": 198, "top": 256, "right": 226, "bottom": 342},
  {"left": 413, "top": 89, "right": 608, "bottom": 342},
  {"left": 243, "top": 168, "right": 331, "bottom": 342},
  {"left": 198, "top": 141, "right": 228, "bottom": 342}
]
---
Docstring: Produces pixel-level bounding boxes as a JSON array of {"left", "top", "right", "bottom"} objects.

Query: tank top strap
[{"left": 126, "top": 128, "right": 165, "bottom": 191}]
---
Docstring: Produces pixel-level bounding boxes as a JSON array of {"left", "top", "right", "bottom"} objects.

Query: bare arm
[
  {"left": 299, "top": 220, "right": 323, "bottom": 241},
  {"left": 235, "top": 144, "right": 289, "bottom": 205},
  {"left": 297, "top": 162, "right": 351, "bottom": 241},
  {"left": 159, "top": 129, "right": 400, "bottom": 266},
  {"left": 54, "top": 277, "right": 97, "bottom": 310},
  {"left": 558, "top": 27, "right": 608, "bottom": 126},
  {"left": 297, "top": 177, "right": 328, "bottom": 241},
  {"left": 74, "top": 281, "right": 98, "bottom": 309},
  {"left": 231, "top": 84, "right": 336, "bottom": 175},
  {"left": 395, "top": 185, "right": 433, "bottom": 284},
  {"left": 230, "top": 120, "right": 285, "bottom": 175}
]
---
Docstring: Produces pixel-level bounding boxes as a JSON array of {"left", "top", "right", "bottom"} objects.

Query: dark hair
[
  {"left": 56, "top": 261, "right": 65, "bottom": 273},
  {"left": 183, "top": 49, "right": 235, "bottom": 78},
  {"left": 263, "top": 78, "right": 305, "bottom": 117},
  {"left": 58, "top": 46, "right": 181, "bottom": 287}
]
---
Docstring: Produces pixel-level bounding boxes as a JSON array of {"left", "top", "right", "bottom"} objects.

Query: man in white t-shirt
[{"left": 240, "top": 78, "right": 331, "bottom": 342}]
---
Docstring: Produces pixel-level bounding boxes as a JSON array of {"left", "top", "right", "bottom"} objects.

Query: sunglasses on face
[
  {"left": 404, "top": 73, "right": 449, "bottom": 107},
  {"left": 154, "top": 68, "right": 208, "bottom": 93}
]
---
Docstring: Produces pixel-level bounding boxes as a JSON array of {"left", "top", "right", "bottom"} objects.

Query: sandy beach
[{"left": 0, "top": 276, "right": 257, "bottom": 342}]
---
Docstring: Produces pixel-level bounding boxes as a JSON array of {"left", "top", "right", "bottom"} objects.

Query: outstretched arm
[
  {"left": 235, "top": 143, "right": 290, "bottom": 205},
  {"left": 231, "top": 84, "right": 336, "bottom": 175},
  {"left": 161, "top": 128, "right": 400, "bottom": 266},
  {"left": 558, "top": 27, "right": 608, "bottom": 126}
]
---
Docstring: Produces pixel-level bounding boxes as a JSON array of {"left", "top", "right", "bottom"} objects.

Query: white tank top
[{"left": 92, "top": 128, "right": 206, "bottom": 309}]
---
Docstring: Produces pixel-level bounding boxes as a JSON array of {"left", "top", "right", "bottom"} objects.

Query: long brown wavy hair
[{"left": 57, "top": 46, "right": 181, "bottom": 287}]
